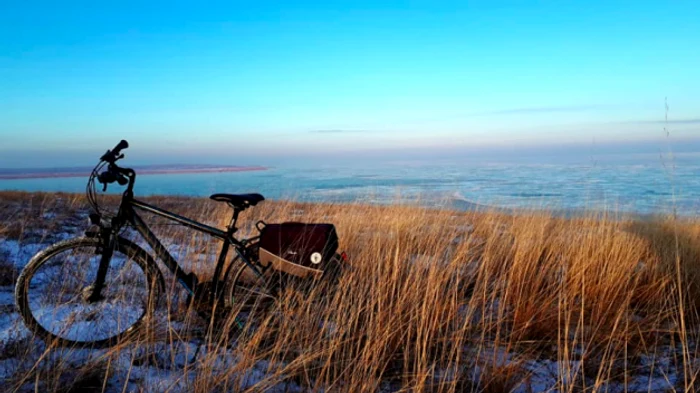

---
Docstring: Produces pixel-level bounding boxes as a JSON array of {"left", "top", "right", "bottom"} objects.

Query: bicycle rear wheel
[
  {"left": 15, "top": 237, "right": 164, "bottom": 348},
  {"left": 223, "top": 258, "right": 282, "bottom": 335}
]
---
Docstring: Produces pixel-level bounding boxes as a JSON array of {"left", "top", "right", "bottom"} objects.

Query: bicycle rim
[
  {"left": 225, "top": 261, "right": 282, "bottom": 335},
  {"left": 16, "top": 237, "right": 159, "bottom": 347}
]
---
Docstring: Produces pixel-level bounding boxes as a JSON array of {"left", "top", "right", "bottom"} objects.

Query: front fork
[{"left": 87, "top": 222, "right": 116, "bottom": 303}]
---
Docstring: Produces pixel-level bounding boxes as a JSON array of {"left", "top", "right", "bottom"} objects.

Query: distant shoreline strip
[{"left": 0, "top": 166, "right": 268, "bottom": 180}]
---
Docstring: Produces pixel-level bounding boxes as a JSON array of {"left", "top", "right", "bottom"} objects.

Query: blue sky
[{"left": 1, "top": 1, "right": 699, "bottom": 167}]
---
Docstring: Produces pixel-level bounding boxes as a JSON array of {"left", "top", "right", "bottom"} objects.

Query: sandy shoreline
[{"left": 0, "top": 166, "right": 268, "bottom": 180}]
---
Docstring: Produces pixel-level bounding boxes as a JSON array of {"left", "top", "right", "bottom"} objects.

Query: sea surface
[{"left": 1, "top": 161, "right": 699, "bottom": 216}]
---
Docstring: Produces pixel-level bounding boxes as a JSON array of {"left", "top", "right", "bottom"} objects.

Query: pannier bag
[{"left": 258, "top": 222, "right": 339, "bottom": 278}]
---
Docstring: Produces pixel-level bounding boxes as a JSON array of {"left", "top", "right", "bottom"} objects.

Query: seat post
[{"left": 227, "top": 206, "right": 242, "bottom": 234}]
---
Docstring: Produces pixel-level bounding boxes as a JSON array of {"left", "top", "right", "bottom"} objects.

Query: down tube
[{"left": 130, "top": 210, "right": 197, "bottom": 295}]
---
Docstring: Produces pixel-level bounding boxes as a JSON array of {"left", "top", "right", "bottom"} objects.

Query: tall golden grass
[{"left": 1, "top": 190, "right": 699, "bottom": 392}]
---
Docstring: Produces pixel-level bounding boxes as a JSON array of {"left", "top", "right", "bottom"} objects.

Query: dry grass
[{"left": 1, "top": 190, "right": 699, "bottom": 392}]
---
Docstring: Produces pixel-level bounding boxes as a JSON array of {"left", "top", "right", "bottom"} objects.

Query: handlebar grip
[
  {"left": 112, "top": 140, "right": 129, "bottom": 155},
  {"left": 100, "top": 140, "right": 129, "bottom": 163}
]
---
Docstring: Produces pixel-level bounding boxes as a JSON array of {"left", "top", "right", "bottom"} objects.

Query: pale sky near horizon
[{"left": 1, "top": 1, "right": 699, "bottom": 167}]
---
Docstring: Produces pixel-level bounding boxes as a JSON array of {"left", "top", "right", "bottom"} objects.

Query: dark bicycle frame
[{"left": 89, "top": 166, "right": 264, "bottom": 302}]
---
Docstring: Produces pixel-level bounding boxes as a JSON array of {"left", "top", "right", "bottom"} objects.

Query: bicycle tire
[
  {"left": 223, "top": 258, "right": 282, "bottom": 334},
  {"left": 15, "top": 237, "right": 164, "bottom": 348}
]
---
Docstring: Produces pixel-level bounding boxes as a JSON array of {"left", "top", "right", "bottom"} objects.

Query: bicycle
[{"left": 14, "top": 140, "right": 308, "bottom": 348}]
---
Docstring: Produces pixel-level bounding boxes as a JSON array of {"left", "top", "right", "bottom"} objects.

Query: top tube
[{"left": 130, "top": 198, "right": 230, "bottom": 241}]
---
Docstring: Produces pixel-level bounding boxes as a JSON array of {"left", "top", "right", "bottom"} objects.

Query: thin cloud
[
  {"left": 621, "top": 118, "right": 700, "bottom": 125},
  {"left": 477, "top": 104, "right": 611, "bottom": 116},
  {"left": 309, "top": 129, "right": 371, "bottom": 134}
]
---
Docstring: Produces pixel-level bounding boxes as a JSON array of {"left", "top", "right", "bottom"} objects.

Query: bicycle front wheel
[{"left": 15, "top": 237, "right": 163, "bottom": 348}]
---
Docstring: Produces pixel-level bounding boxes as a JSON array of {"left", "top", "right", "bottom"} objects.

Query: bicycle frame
[{"left": 92, "top": 190, "right": 264, "bottom": 300}]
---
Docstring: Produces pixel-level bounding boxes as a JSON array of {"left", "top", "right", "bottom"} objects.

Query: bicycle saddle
[{"left": 210, "top": 193, "right": 265, "bottom": 209}]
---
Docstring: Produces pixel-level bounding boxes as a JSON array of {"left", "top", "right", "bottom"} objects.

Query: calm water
[{"left": 1, "top": 161, "right": 699, "bottom": 216}]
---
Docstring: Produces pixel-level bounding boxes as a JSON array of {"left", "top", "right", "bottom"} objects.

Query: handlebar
[
  {"left": 113, "top": 140, "right": 128, "bottom": 155},
  {"left": 100, "top": 140, "right": 129, "bottom": 163},
  {"left": 96, "top": 140, "right": 133, "bottom": 191}
]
